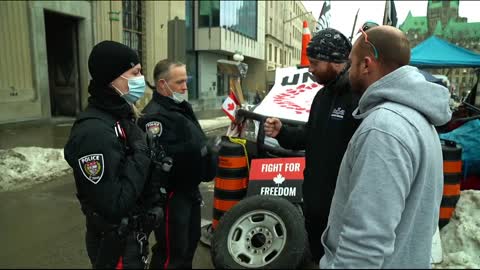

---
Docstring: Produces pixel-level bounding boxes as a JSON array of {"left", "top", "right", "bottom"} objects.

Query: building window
[
  {"left": 269, "top": 44, "right": 272, "bottom": 61},
  {"left": 217, "top": 73, "right": 227, "bottom": 96},
  {"left": 220, "top": 1, "right": 258, "bottom": 39},
  {"left": 280, "top": 48, "right": 283, "bottom": 64},
  {"left": 275, "top": 46, "right": 278, "bottom": 63},
  {"left": 122, "top": 0, "right": 144, "bottom": 63},
  {"left": 199, "top": 0, "right": 220, "bottom": 27},
  {"left": 270, "top": 18, "right": 273, "bottom": 34}
]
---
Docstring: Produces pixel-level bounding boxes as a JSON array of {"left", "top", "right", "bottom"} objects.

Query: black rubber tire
[{"left": 211, "top": 195, "right": 307, "bottom": 269}]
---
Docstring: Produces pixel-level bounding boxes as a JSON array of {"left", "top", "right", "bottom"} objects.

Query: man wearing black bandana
[
  {"left": 64, "top": 41, "right": 156, "bottom": 269},
  {"left": 264, "top": 28, "right": 361, "bottom": 265}
]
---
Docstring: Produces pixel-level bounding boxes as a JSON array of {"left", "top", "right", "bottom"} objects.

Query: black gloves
[
  {"left": 120, "top": 119, "right": 148, "bottom": 154},
  {"left": 201, "top": 136, "right": 220, "bottom": 182}
]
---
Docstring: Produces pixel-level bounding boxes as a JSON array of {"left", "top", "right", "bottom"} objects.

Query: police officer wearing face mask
[
  {"left": 64, "top": 41, "right": 163, "bottom": 269},
  {"left": 138, "top": 59, "right": 217, "bottom": 269}
]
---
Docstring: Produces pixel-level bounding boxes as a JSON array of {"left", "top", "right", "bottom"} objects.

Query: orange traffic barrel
[
  {"left": 212, "top": 136, "right": 249, "bottom": 229},
  {"left": 439, "top": 140, "right": 462, "bottom": 229}
]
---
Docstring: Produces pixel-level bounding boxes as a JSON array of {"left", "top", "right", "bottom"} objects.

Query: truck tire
[{"left": 211, "top": 195, "right": 307, "bottom": 269}]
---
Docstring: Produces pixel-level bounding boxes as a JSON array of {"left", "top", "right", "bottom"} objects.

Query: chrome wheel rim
[{"left": 226, "top": 210, "right": 287, "bottom": 268}]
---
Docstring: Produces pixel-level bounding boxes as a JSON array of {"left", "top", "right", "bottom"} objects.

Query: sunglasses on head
[
  {"left": 361, "top": 21, "right": 379, "bottom": 31},
  {"left": 358, "top": 21, "right": 380, "bottom": 59}
]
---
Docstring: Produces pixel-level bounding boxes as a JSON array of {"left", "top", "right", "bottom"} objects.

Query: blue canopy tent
[{"left": 410, "top": 36, "right": 480, "bottom": 68}]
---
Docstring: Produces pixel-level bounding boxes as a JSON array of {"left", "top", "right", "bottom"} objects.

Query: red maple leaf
[{"left": 227, "top": 102, "right": 235, "bottom": 111}]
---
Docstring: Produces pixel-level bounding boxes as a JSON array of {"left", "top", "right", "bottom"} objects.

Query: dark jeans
[
  {"left": 86, "top": 229, "right": 144, "bottom": 269},
  {"left": 303, "top": 203, "right": 328, "bottom": 264},
  {"left": 149, "top": 189, "right": 201, "bottom": 269}
]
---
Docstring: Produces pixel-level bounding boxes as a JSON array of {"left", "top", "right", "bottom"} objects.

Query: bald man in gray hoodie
[{"left": 319, "top": 26, "right": 452, "bottom": 268}]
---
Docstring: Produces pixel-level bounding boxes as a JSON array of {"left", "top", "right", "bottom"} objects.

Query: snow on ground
[
  {"left": 434, "top": 190, "right": 480, "bottom": 269},
  {"left": 0, "top": 147, "right": 71, "bottom": 191}
]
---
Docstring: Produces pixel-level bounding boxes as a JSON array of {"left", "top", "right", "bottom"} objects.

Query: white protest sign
[{"left": 254, "top": 67, "right": 323, "bottom": 122}]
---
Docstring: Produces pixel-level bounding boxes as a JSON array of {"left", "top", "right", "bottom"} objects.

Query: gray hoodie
[{"left": 319, "top": 65, "right": 452, "bottom": 269}]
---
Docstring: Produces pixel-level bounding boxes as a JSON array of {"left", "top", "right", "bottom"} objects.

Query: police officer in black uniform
[
  {"left": 138, "top": 59, "right": 216, "bottom": 269},
  {"left": 64, "top": 41, "right": 163, "bottom": 269}
]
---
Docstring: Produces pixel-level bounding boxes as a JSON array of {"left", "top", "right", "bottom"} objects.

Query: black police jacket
[
  {"left": 276, "top": 70, "right": 361, "bottom": 213},
  {"left": 64, "top": 96, "right": 151, "bottom": 224},
  {"left": 138, "top": 92, "right": 216, "bottom": 191}
]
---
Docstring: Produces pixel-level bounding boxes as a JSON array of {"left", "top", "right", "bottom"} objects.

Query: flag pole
[
  {"left": 383, "top": 0, "right": 388, "bottom": 25},
  {"left": 349, "top": 8, "right": 360, "bottom": 42}
]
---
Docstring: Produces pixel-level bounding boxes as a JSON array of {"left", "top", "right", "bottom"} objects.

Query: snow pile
[
  {"left": 0, "top": 147, "right": 71, "bottom": 191},
  {"left": 434, "top": 190, "right": 480, "bottom": 269}
]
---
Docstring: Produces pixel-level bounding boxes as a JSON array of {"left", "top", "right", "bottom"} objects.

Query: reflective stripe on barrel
[
  {"left": 443, "top": 183, "right": 460, "bottom": 196},
  {"left": 214, "top": 177, "right": 248, "bottom": 191},
  {"left": 443, "top": 161, "right": 462, "bottom": 174},
  {"left": 218, "top": 156, "right": 248, "bottom": 169}
]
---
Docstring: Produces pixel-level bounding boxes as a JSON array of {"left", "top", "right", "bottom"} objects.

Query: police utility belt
[{"left": 78, "top": 195, "right": 158, "bottom": 268}]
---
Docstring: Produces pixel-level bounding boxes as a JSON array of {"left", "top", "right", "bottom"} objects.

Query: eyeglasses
[{"left": 358, "top": 22, "right": 380, "bottom": 59}]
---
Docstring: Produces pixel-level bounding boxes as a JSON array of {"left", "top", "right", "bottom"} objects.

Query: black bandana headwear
[{"left": 306, "top": 28, "right": 351, "bottom": 63}]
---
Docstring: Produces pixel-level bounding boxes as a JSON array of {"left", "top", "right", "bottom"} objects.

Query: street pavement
[
  {"left": 0, "top": 115, "right": 230, "bottom": 268},
  {"left": 0, "top": 173, "right": 216, "bottom": 268}
]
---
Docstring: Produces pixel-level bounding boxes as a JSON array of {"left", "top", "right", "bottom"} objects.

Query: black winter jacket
[
  {"left": 138, "top": 92, "right": 216, "bottom": 191},
  {"left": 276, "top": 70, "right": 360, "bottom": 213},
  {"left": 64, "top": 88, "right": 151, "bottom": 224}
]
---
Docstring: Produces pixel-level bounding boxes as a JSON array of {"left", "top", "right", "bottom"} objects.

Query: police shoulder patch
[
  {"left": 78, "top": 154, "right": 104, "bottom": 184},
  {"left": 145, "top": 121, "right": 163, "bottom": 136}
]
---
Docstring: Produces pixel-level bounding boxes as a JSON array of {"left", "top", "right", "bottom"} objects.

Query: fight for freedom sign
[
  {"left": 254, "top": 67, "right": 323, "bottom": 122},
  {"left": 247, "top": 157, "right": 305, "bottom": 203}
]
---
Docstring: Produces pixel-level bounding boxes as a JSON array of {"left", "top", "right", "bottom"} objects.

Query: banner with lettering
[
  {"left": 254, "top": 67, "right": 323, "bottom": 122},
  {"left": 247, "top": 157, "right": 305, "bottom": 203}
]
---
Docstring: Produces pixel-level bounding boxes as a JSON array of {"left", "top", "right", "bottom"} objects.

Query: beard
[
  {"left": 313, "top": 64, "right": 338, "bottom": 85},
  {"left": 349, "top": 70, "right": 367, "bottom": 94}
]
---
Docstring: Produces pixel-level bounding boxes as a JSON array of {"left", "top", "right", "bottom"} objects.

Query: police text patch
[
  {"left": 78, "top": 154, "right": 104, "bottom": 184},
  {"left": 146, "top": 121, "right": 163, "bottom": 136}
]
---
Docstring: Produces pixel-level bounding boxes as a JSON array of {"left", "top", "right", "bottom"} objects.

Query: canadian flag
[{"left": 222, "top": 91, "right": 241, "bottom": 122}]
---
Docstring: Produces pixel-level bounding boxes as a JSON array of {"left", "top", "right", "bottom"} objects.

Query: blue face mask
[
  {"left": 161, "top": 80, "right": 187, "bottom": 103},
  {"left": 119, "top": 75, "right": 146, "bottom": 104}
]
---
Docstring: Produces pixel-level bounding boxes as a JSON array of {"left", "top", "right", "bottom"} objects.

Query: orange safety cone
[{"left": 300, "top": 20, "right": 311, "bottom": 67}]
